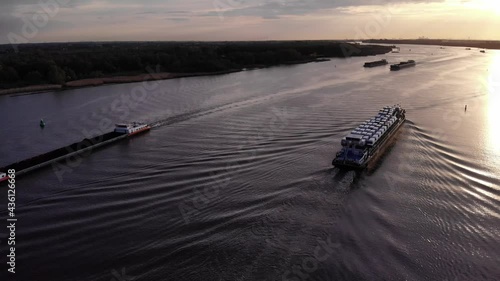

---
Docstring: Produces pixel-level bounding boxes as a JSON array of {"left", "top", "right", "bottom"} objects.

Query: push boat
[
  {"left": 332, "top": 105, "right": 406, "bottom": 169},
  {"left": 114, "top": 122, "right": 151, "bottom": 136},
  {"left": 0, "top": 122, "right": 151, "bottom": 183},
  {"left": 390, "top": 60, "right": 416, "bottom": 71},
  {"left": 363, "top": 59, "right": 388, "bottom": 68}
]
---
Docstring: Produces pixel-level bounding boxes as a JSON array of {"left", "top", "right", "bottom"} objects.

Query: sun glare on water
[{"left": 486, "top": 53, "right": 500, "bottom": 167}]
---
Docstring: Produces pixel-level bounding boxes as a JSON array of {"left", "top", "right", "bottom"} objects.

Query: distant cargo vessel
[
  {"left": 332, "top": 105, "right": 406, "bottom": 169},
  {"left": 0, "top": 122, "right": 151, "bottom": 182},
  {"left": 390, "top": 60, "right": 416, "bottom": 71},
  {"left": 363, "top": 59, "right": 388, "bottom": 68}
]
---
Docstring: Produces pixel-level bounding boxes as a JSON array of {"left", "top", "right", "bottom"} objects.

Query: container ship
[
  {"left": 0, "top": 122, "right": 150, "bottom": 182},
  {"left": 390, "top": 60, "right": 416, "bottom": 71},
  {"left": 332, "top": 105, "right": 406, "bottom": 169},
  {"left": 363, "top": 59, "right": 388, "bottom": 68}
]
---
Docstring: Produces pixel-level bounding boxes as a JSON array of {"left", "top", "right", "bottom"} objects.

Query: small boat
[
  {"left": 0, "top": 172, "right": 8, "bottom": 182},
  {"left": 114, "top": 122, "right": 151, "bottom": 136},
  {"left": 390, "top": 60, "right": 416, "bottom": 71},
  {"left": 465, "top": 48, "right": 471, "bottom": 50},
  {"left": 332, "top": 105, "right": 406, "bottom": 169},
  {"left": 363, "top": 59, "right": 388, "bottom": 68},
  {"left": 40, "top": 119, "right": 45, "bottom": 128},
  {"left": 480, "top": 50, "right": 486, "bottom": 53}
]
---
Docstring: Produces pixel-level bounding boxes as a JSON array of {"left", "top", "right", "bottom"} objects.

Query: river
[{"left": 0, "top": 44, "right": 499, "bottom": 281}]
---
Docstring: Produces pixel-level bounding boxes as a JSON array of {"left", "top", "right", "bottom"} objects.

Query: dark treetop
[{"left": 0, "top": 41, "right": 391, "bottom": 89}]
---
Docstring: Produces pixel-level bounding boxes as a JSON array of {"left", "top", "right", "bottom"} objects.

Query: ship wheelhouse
[
  {"left": 114, "top": 123, "right": 133, "bottom": 134},
  {"left": 114, "top": 122, "right": 150, "bottom": 135}
]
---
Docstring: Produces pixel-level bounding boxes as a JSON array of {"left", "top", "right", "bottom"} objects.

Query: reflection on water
[
  {"left": 486, "top": 52, "right": 500, "bottom": 168},
  {"left": 1, "top": 45, "right": 500, "bottom": 281}
]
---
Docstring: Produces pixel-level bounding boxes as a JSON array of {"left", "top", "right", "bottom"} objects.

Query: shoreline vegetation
[
  {"left": 0, "top": 70, "right": 240, "bottom": 96},
  {"left": 0, "top": 41, "right": 391, "bottom": 96},
  {"left": 363, "top": 39, "right": 500, "bottom": 50}
]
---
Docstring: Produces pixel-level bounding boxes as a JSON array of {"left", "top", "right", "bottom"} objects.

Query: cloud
[
  {"left": 0, "top": 0, "right": 91, "bottom": 41},
  {"left": 166, "top": 17, "right": 190, "bottom": 22},
  {"left": 0, "top": 0, "right": 499, "bottom": 44},
  {"left": 207, "top": 0, "right": 446, "bottom": 18},
  {"left": 164, "top": 10, "right": 190, "bottom": 14}
]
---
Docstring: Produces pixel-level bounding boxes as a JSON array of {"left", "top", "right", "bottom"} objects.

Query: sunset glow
[
  {"left": 0, "top": 0, "right": 499, "bottom": 43},
  {"left": 460, "top": 0, "right": 500, "bottom": 14}
]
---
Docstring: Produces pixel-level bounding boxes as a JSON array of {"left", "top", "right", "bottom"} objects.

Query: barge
[
  {"left": 332, "top": 105, "right": 406, "bottom": 169},
  {"left": 390, "top": 60, "right": 416, "bottom": 71},
  {"left": 0, "top": 122, "right": 151, "bottom": 182},
  {"left": 363, "top": 59, "right": 388, "bottom": 68}
]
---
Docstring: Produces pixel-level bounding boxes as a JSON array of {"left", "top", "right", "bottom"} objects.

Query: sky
[{"left": 1, "top": 0, "right": 500, "bottom": 44}]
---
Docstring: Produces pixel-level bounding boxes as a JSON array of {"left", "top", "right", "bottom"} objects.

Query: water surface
[{"left": 0, "top": 44, "right": 499, "bottom": 281}]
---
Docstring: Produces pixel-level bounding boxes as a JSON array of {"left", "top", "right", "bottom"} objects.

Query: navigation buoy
[{"left": 40, "top": 119, "right": 45, "bottom": 128}]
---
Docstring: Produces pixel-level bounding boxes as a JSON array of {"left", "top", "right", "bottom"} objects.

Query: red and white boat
[{"left": 114, "top": 122, "right": 151, "bottom": 136}]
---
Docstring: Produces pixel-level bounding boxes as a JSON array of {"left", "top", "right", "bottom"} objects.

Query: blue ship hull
[{"left": 332, "top": 106, "right": 406, "bottom": 169}]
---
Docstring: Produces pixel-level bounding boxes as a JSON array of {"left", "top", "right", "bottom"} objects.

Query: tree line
[
  {"left": 364, "top": 39, "right": 500, "bottom": 50},
  {"left": 0, "top": 41, "right": 392, "bottom": 89}
]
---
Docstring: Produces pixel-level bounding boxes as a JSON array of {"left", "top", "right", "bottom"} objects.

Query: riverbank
[
  {"left": 0, "top": 69, "right": 243, "bottom": 96},
  {"left": 0, "top": 84, "right": 63, "bottom": 96},
  {"left": 0, "top": 58, "right": 331, "bottom": 96},
  {"left": 0, "top": 41, "right": 391, "bottom": 96}
]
